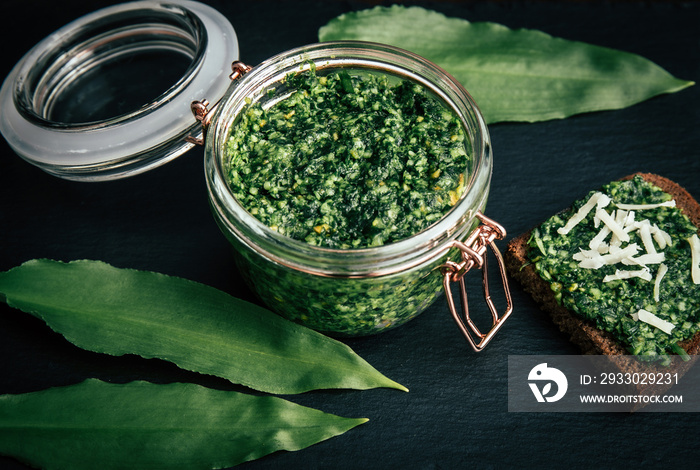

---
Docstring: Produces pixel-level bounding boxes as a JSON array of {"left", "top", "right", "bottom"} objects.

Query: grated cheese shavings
[
  {"left": 573, "top": 244, "right": 641, "bottom": 269},
  {"left": 689, "top": 234, "right": 700, "bottom": 285},
  {"left": 638, "top": 221, "right": 656, "bottom": 254},
  {"left": 589, "top": 225, "right": 611, "bottom": 252},
  {"left": 603, "top": 268, "right": 652, "bottom": 283},
  {"left": 558, "top": 192, "right": 611, "bottom": 235},
  {"left": 601, "top": 244, "right": 640, "bottom": 265},
  {"left": 615, "top": 200, "right": 676, "bottom": 210},
  {"left": 596, "top": 208, "right": 630, "bottom": 243},
  {"left": 633, "top": 308, "right": 675, "bottom": 335},
  {"left": 653, "top": 263, "right": 668, "bottom": 302},
  {"left": 652, "top": 225, "right": 672, "bottom": 249},
  {"left": 573, "top": 249, "right": 605, "bottom": 269},
  {"left": 570, "top": 201, "right": 675, "bottom": 275},
  {"left": 621, "top": 252, "right": 665, "bottom": 267}
]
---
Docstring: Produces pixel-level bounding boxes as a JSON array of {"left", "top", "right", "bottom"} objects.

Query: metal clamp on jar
[{"left": 0, "top": 0, "right": 512, "bottom": 350}]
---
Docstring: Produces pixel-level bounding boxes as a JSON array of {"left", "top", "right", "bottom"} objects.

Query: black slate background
[{"left": 1, "top": 1, "right": 699, "bottom": 469}]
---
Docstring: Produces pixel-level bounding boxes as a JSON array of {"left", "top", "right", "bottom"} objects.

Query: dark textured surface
[{"left": 1, "top": 1, "right": 698, "bottom": 468}]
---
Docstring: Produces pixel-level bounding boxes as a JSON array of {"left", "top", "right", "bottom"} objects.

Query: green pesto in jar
[
  {"left": 224, "top": 66, "right": 470, "bottom": 249},
  {"left": 528, "top": 176, "right": 700, "bottom": 361}
]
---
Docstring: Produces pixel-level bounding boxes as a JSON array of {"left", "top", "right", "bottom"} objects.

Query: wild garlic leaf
[
  {"left": 318, "top": 5, "right": 694, "bottom": 124},
  {"left": 0, "top": 379, "right": 368, "bottom": 470},
  {"left": 0, "top": 259, "right": 407, "bottom": 394}
]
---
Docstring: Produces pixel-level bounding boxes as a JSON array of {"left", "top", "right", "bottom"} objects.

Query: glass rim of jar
[
  {"left": 0, "top": 0, "right": 238, "bottom": 181},
  {"left": 205, "top": 41, "right": 492, "bottom": 278}
]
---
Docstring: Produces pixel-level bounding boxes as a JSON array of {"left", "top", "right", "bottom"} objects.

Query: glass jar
[
  {"left": 204, "top": 42, "right": 512, "bottom": 345},
  {"left": 0, "top": 0, "right": 512, "bottom": 349}
]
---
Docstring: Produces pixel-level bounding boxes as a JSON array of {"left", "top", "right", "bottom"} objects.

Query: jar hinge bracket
[
  {"left": 185, "top": 61, "right": 252, "bottom": 146},
  {"left": 441, "top": 211, "right": 513, "bottom": 352}
]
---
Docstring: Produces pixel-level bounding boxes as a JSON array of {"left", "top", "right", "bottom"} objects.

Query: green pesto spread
[
  {"left": 528, "top": 176, "right": 700, "bottom": 361},
  {"left": 224, "top": 66, "right": 470, "bottom": 249}
]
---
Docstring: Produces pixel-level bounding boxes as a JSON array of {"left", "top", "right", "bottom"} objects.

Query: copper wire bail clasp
[
  {"left": 441, "top": 212, "right": 513, "bottom": 351},
  {"left": 186, "top": 61, "right": 252, "bottom": 146}
]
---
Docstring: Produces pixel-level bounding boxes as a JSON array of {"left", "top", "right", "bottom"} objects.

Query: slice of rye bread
[{"left": 504, "top": 173, "right": 700, "bottom": 401}]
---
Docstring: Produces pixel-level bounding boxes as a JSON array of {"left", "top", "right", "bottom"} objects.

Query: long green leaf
[
  {"left": 0, "top": 379, "right": 367, "bottom": 470},
  {"left": 0, "top": 259, "right": 407, "bottom": 394},
  {"left": 318, "top": 5, "right": 694, "bottom": 124}
]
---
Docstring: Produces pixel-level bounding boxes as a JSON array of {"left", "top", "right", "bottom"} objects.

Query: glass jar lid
[{"left": 0, "top": 0, "right": 238, "bottom": 181}]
